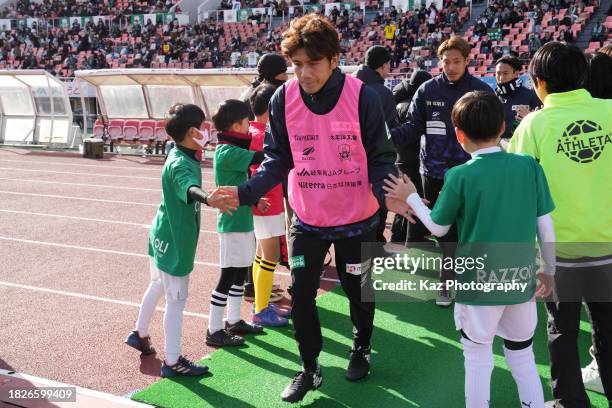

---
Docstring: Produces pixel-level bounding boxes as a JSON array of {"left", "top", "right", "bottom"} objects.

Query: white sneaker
[
  {"left": 544, "top": 401, "right": 556, "bottom": 408},
  {"left": 582, "top": 359, "right": 605, "bottom": 394}
]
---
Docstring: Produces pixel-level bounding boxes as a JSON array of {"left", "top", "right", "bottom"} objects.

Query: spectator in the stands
[
  {"left": 584, "top": 51, "right": 612, "bottom": 99},
  {"left": 560, "top": 27, "right": 574, "bottom": 43},
  {"left": 528, "top": 33, "right": 542, "bottom": 57},
  {"left": 591, "top": 19, "right": 606, "bottom": 43}
]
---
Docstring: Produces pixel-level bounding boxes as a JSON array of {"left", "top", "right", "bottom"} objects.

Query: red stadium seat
[
  {"left": 93, "top": 119, "right": 104, "bottom": 138},
  {"left": 139, "top": 120, "right": 155, "bottom": 140},
  {"left": 155, "top": 121, "right": 168, "bottom": 142},
  {"left": 108, "top": 120, "right": 124, "bottom": 141},
  {"left": 123, "top": 120, "right": 139, "bottom": 141}
]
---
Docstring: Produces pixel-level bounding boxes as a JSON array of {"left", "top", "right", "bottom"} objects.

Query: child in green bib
[
  {"left": 205, "top": 99, "right": 270, "bottom": 347},
  {"left": 125, "top": 103, "right": 237, "bottom": 378},
  {"left": 384, "top": 92, "right": 556, "bottom": 408}
]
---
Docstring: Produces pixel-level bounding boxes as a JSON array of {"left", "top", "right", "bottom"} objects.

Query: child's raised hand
[
  {"left": 257, "top": 198, "right": 271, "bottom": 213},
  {"left": 535, "top": 272, "right": 554, "bottom": 299},
  {"left": 382, "top": 173, "right": 417, "bottom": 202}
]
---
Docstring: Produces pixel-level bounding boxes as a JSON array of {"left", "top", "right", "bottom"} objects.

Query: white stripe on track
[
  {"left": 0, "top": 236, "right": 216, "bottom": 267},
  {"left": 0, "top": 166, "right": 160, "bottom": 180},
  {"left": 0, "top": 190, "right": 158, "bottom": 207},
  {"left": 0, "top": 177, "right": 162, "bottom": 192},
  {"left": 0, "top": 209, "right": 217, "bottom": 234},
  {"left": 0, "top": 157, "right": 215, "bottom": 174},
  {"left": 0, "top": 235, "right": 341, "bottom": 283},
  {"left": 0, "top": 369, "right": 155, "bottom": 407},
  {"left": 0, "top": 280, "right": 209, "bottom": 319},
  {"left": 0, "top": 166, "right": 215, "bottom": 184},
  {"left": 0, "top": 157, "right": 165, "bottom": 171},
  {"left": 0, "top": 190, "right": 218, "bottom": 212}
]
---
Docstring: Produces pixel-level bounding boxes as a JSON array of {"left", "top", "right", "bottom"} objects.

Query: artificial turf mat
[{"left": 132, "top": 289, "right": 608, "bottom": 407}]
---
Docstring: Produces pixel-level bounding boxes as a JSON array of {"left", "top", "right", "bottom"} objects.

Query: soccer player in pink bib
[{"left": 225, "top": 14, "right": 409, "bottom": 403}]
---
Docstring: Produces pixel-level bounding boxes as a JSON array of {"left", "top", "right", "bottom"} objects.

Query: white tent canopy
[
  {"left": 0, "top": 70, "right": 73, "bottom": 146},
  {"left": 74, "top": 67, "right": 359, "bottom": 126},
  {"left": 76, "top": 68, "right": 261, "bottom": 123}
]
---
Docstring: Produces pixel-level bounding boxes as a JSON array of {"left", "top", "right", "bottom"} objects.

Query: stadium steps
[
  {"left": 575, "top": 0, "right": 611, "bottom": 49},
  {"left": 458, "top": 0, "right": 489, "bottom": 36}
]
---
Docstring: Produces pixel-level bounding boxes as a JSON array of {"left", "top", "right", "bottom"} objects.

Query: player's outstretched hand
[
  {"left": 383, "top": 173, "right": 417, "bottom": 202},
  {"left": 207, "top": 188, "right": 239, "bottom": 215},
  {"left": 217, "top": 186, "right": 238, "bottom": 198},
  {"left": 385, "top": 196, "right": 416, "bottom": 224},
  {"left": 257, "top": 198, "right": 270, "bottom": 213},
  {"left": 535, "top": 272, "right": 555, "bottom": 299}
]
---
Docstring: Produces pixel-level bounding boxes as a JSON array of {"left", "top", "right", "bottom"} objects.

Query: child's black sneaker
[
  {"left": 124, "top": 330, "right": 156, "bottom": 355},
  {"left": 205, "top": 329, "right": 245, "bottom": 347},
  {"left": 225, "top": 319, "right": 264, "bottom": 335},
  {"left": 161, "top": 355, "right": 209, "bottom": 378}
]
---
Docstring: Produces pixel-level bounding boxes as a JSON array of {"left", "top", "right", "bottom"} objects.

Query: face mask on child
[{"left": 192, "top": 129, "right": 209, "bottom": 148}]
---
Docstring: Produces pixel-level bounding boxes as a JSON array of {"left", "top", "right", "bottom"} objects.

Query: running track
[{"left": 0, "top": 148, "right": 339, "bottom": 398}]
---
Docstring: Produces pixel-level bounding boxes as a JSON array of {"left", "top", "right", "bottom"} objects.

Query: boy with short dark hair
[
  {"left": 385, "top": 91, "right": 557, "bottom": 407},
  {"left": 205, "top": 99, "right": 269, "bottom": 347},
  {"left": 125, "top": 103, "right": 237, "bottom": 377}
]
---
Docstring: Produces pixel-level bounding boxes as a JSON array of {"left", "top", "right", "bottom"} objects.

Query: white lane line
[
  {"left": 0, "top": 209, "right": 218, "bottom": 234},
  {"left": 0, "top": 167, "right": 215, "bottom": 185},
  {"left": 0, "top": 190, "right": 157, "bottom": 207},
  {"left": 0, "top": 280, "right": 209, "bottom": 319},
  {"left": 0, "top": 191, "right": 218, "bottom": 212},
  {"left": 0, "top": 236, "right": 216, "bottom": 267},
  {"left": 0, "top": 166, "right": 215, "bottom": 184},
  {"left": 0, "top": 177, "right": 162, "bottom": 192},
  {"left": 0, "top": 157, "right": 215, "bottom": 174},
  {"left": 0, "top": 166, "right": 160, "bottom": 180},
  {"left": 0, "top": 157, "right": 165, "bottom": 172},
  {"left": 0, "top": 369, "right": 155, "bottom": 407},
  {"left": 0, "top": 235, "right": 341, "bottom": 283}
]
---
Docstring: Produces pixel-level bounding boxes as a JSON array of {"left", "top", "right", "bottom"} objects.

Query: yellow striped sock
[
  {"left": 252, "top": 255, "right": 262, "bottom": 287},
  {"left": 255, "top": 258, "right": 278, "bottom": 313}
]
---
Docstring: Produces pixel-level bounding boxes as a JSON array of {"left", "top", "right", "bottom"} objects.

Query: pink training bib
[{"left": 285, "top": 75, "right": 379, "bottom": 227}]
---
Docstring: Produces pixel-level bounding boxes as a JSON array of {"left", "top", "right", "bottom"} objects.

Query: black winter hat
[
  {"left": 365, "top": 45, "right": 391, "bottom": 70},
  {"left": 257, "top": 53, "right": 287, "bottom": 82}
]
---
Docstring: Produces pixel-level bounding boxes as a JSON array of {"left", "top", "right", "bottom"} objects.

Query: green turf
[{"left": 132, "top": 289, "right": 607, "bottom": 408}]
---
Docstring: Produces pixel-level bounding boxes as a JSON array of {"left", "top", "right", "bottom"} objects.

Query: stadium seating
[{"left": 462, "top": 0, "right": 603, "bottom": 74}]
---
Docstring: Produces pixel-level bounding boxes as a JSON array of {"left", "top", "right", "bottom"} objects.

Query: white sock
[
  {"left": 227, "top": 284, "right": 244, "bottom": 325},
  {"left": 163, "top": 297, "right": 186, "bottom": 366},
  {"left": 209, "top": 290, "right": 227, "bottom": 334},
  {"left": 135, "top": 280, "right": 163, "bottom": 338},
  {"left": 504, "top": 345, "right": 544, "bottom": 408},
  {"left": 462, "top": 337, "right": 494, "bottom": 408}
]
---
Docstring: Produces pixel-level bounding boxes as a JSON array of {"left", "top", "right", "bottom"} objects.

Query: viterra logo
[{"left": 557, "top": 120, "right": 611, "bottom": 163}]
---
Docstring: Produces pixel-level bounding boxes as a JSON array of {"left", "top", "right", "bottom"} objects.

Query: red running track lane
[{"left": 0, "top": 148, "right": 339, "bottom": 397}]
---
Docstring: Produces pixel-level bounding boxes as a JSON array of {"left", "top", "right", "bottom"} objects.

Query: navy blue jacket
[
  {"left": 353, "top": 65, "right": 399, "bottom": 128},
  {"left": 390, "top": 71, "right": 493, "bottom": 180},
  {"left": 498, "top": 85, "right": 541, "bottom": 140},
  {"left": 237, "top": 69, "right": 397, "bottom": 228}
]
